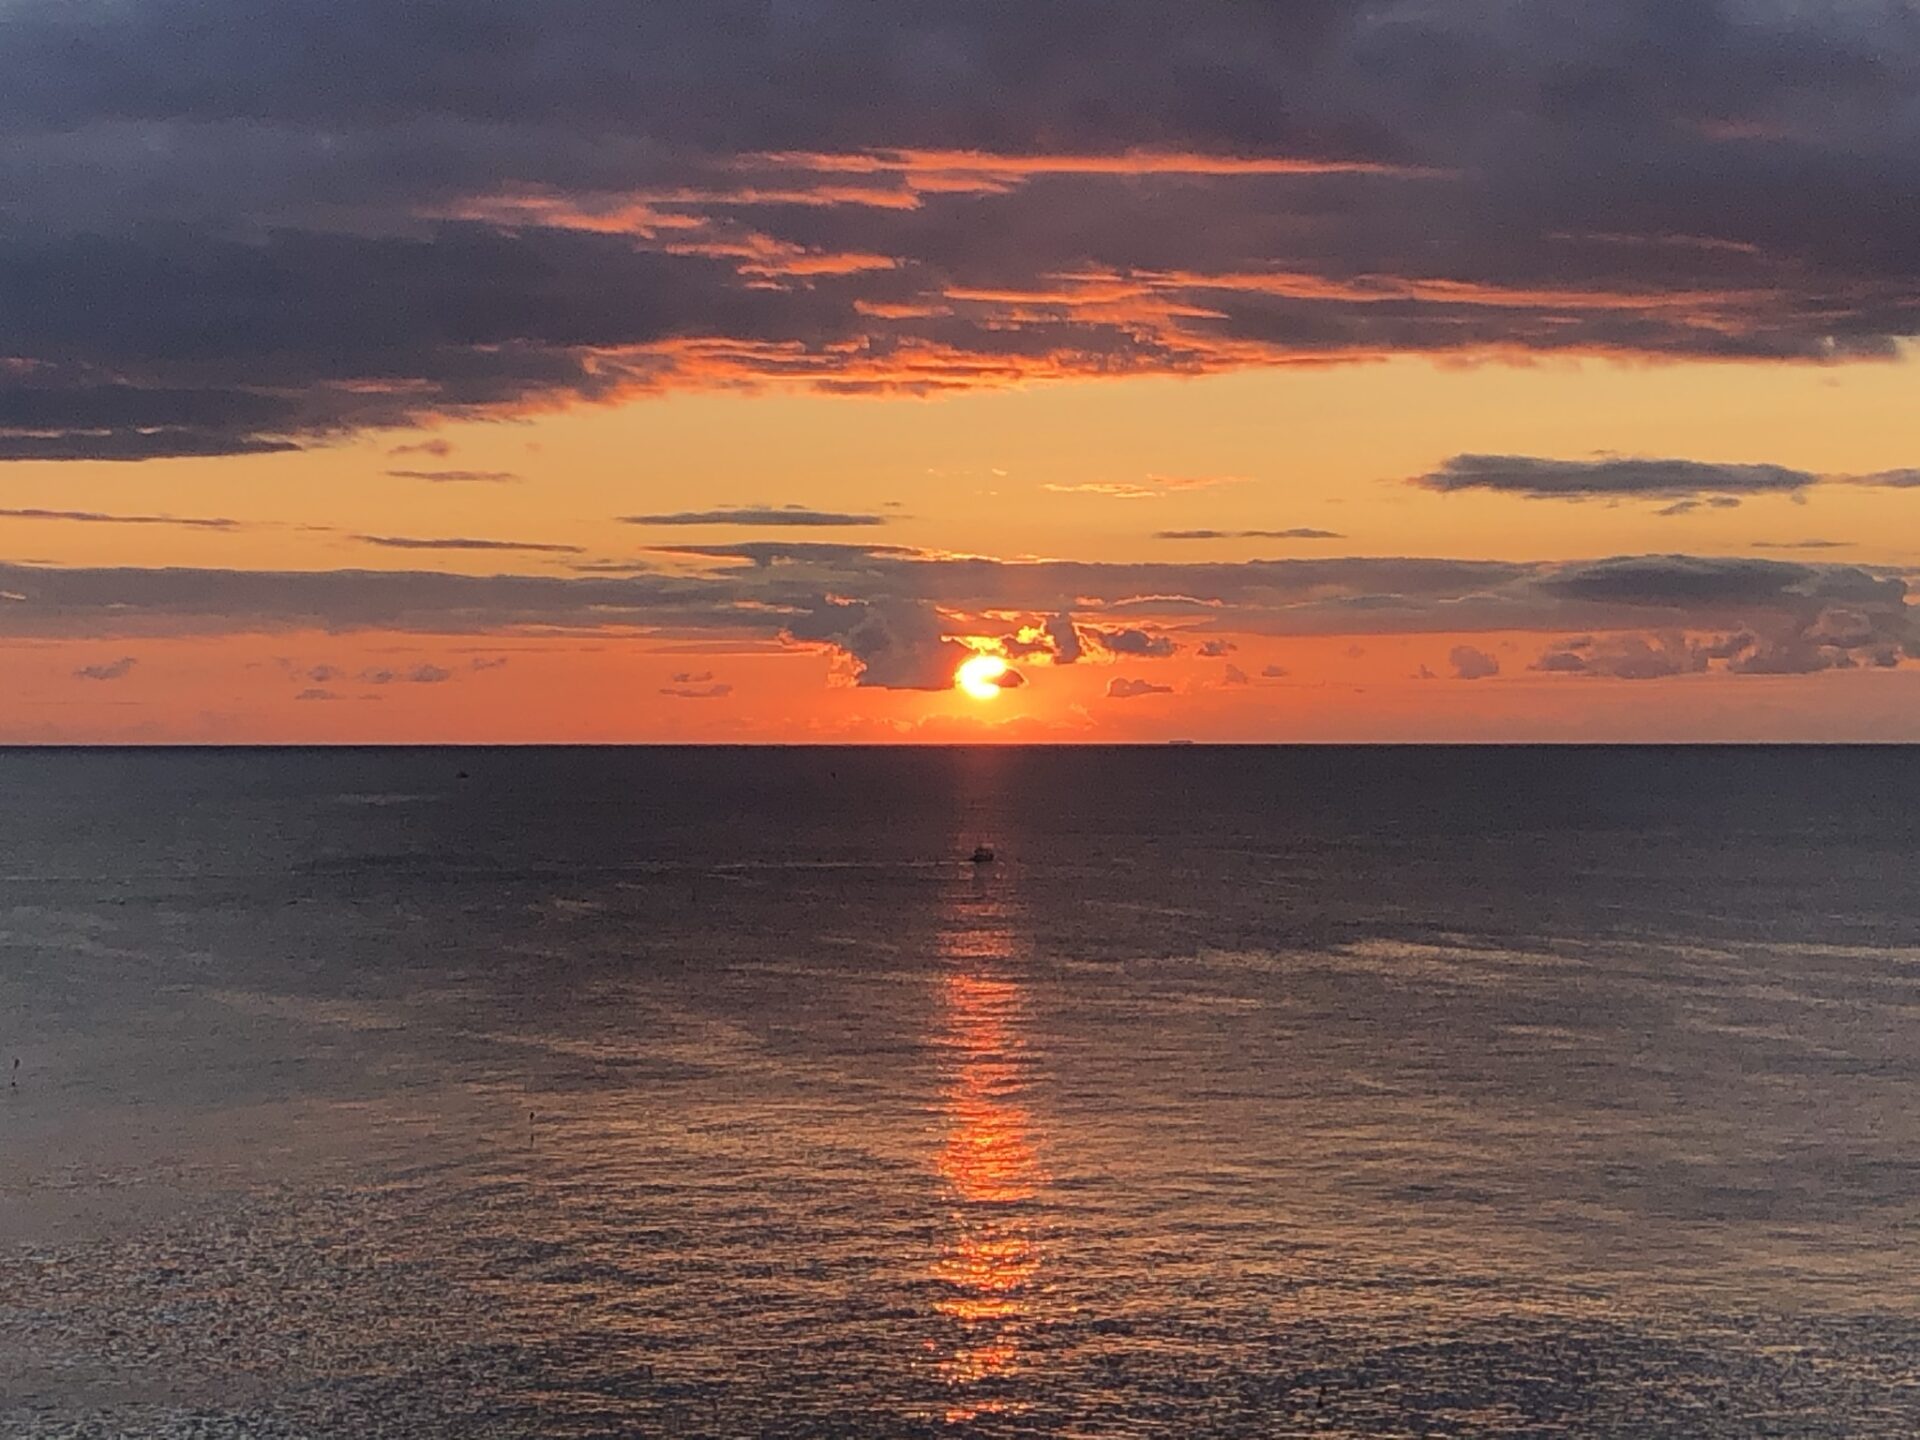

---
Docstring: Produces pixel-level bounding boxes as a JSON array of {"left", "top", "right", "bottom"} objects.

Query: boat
[{"left": 970, "top": 844, "right": 996, "bottom": 864}]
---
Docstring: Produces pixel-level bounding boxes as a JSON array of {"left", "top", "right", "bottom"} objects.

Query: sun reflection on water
[{"left": 931, "top": 884, "right": 1048, "bottom": 1423}]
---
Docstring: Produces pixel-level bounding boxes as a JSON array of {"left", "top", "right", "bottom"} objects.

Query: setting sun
[{"left": 956, "top": 654, "right": 1013, "bottom": 701}]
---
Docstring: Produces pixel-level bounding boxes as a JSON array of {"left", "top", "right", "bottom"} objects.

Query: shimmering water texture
[{"left": 4, "top": 746, "right": 1920, "bottom": 1437}]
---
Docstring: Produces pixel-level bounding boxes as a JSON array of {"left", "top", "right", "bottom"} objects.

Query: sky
[{"left": 4, "top": 0, "right": 1920, "bottom": 742}]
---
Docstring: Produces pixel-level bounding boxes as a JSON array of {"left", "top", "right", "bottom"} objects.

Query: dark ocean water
[{"left": 4, "top": 746, "right": 1920, "bottom": 1437}]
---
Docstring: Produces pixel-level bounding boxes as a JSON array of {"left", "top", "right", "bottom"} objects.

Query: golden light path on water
[
  {"left": 931, "top": 873, "right": 1048, "bottom": 1425},
  {"left": 10, "top": 752, "right": 1920, "bottom": 1436}
]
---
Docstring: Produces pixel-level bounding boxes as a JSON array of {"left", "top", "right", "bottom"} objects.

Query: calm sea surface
[{"left": 4, "top": 746, "right": 1919, "bottom": 1437}]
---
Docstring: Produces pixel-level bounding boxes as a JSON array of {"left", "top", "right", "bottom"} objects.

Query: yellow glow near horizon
[{"left": 956, "top": 654, "right": 1012, "bottom": 700}]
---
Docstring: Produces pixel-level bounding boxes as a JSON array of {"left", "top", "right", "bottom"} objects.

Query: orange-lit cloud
[{"left": 10, "top": 0, "right": 1920, "bottom": 462}]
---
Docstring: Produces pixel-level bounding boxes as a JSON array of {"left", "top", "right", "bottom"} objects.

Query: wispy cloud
[
  {"left": 1414, "top": 454, "right": 1920, "bottom": 505},
  {"left": 353, "top": 534, "right": 584, "bottom": 555},
  {"left": 622, "top": 507, "right": 888, "bottom": 527},
  {"left": 360, "top": 664, "right": 454, "bottom": 685},
  {"left": 74, "top": 656, "right": 137, "bottom": 681},
  {"left": 1655, "top": 496, "right": 1745, "bottom": 517},
  {"left": 383, "top": 468, "right": 522, "bottom": 484},
  {"left": 0, "top": 507, "right": 239, "bottom": 530},
  {"left": 1046, "top": 475, "right": 1246, "bottom": 500},
  {"left": 1156, "top": 528, "right": 1343, "bottom": 541},
  {"left": 660, "top": 680, "right": 733, "bottom": 699}
]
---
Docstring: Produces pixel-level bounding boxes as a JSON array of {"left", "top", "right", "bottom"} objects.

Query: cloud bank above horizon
[{"left": 3, "top": 544, "right": 1910, "bottom": 689}]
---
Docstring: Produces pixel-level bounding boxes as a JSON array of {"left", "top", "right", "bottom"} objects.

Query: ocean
[{"left": 4, "top": 746, "right": 1919, "bottom": 1437}]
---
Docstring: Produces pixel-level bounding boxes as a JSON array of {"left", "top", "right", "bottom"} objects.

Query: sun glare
[{"left": 956, "top": 653, "right": 1011, "bottom": 701}]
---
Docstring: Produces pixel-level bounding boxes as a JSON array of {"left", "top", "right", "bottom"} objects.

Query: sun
[{"left": 956, "top": 653, "right": 1012, "bottom": 701}]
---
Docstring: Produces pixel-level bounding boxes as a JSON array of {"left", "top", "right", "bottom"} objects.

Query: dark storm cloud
[
  {"left": 0, "top": 2, "right": 1375, "bottom": 149},
  {"left": 4, "top": 1, "right": 1920, "bottom": 459},
  {"left": 0, "top": 223, "right": 868, "bottom": 454},
  {"left": 623, "top": 507, "right": 890, "bottom": 527},
  {"left": 0, "top": 376, "right": 307, "bottom": 459}
]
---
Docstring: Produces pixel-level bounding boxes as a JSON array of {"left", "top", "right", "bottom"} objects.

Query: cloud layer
[
  {"left": 1415, "top": 454, "right": 1920, "bottom": 504},
  {"left": 1156, "top": 528, "right": 1345, "bottom": 542},
  {"left": 6, "top": 0, "right": 1920, "bottom": 459},
  {"left": 3, "top": 545, "right": 1910, "bottom": 687},
  {"left": 623, "top": 507, "right": 889, "bottom": 527}
]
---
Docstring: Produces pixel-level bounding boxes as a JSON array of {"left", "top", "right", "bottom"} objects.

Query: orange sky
[
  {"left": 6, "top": 2, "right": 1920, "bottom": 740},
  {"left": 6, "top": 350, "right": 1920, "bottom": 742}
]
